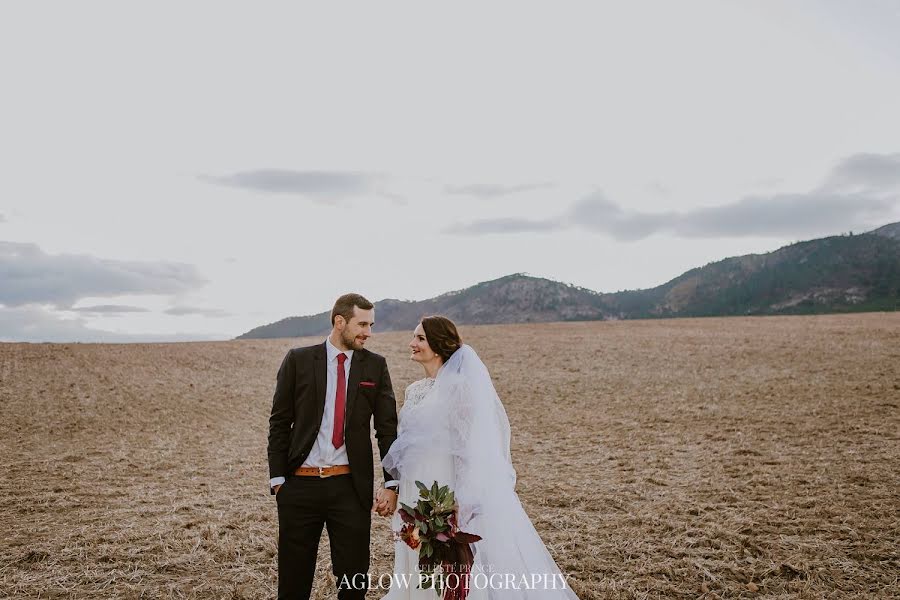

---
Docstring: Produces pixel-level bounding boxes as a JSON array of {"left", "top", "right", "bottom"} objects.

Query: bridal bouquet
[{"left": 397, "top": 481, "right": 482, "bottom": 600}]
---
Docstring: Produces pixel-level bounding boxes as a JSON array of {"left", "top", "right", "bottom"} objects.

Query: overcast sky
[{"left": 2, "top": 1, "right": 900, "bottom": 342}]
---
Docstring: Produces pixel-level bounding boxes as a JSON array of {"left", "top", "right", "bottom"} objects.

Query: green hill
[{"left": 236, "top": 222, "right": 900, "bottom": 339}]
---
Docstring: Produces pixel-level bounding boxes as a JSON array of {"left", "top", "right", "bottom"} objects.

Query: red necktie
[{"left": 332, "top": 353, "right": 347, "bottom": 448}]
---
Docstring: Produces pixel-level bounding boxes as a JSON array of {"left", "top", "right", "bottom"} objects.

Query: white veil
[{"left": 383, "top": 345, "right": 580, "bottom": 599}]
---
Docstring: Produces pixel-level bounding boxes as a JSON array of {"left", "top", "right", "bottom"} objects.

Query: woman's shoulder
[
  {"left": 405, "top": 377, "right": 436, "bottom": 391},
  {"left": 403, "top": 377, "right": 437, "bottom": 409}
]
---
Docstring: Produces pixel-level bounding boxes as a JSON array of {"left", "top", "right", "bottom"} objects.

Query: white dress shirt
[
  {"left": 270, "top": 337, "right": 350, "bottom": 489},
  {"left": 304, "top": 337, "right": 353, "bottom": 469}
]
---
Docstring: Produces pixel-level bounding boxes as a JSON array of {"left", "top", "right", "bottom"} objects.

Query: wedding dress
[{"left": 381, "top": 345, "right": 579, "bottom": 599}]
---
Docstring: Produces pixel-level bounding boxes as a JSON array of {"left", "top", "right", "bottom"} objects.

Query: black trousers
[{"left": 276, "top": 474, "right": 371, "bottom": 600}]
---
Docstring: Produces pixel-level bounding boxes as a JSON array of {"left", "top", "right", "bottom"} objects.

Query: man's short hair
[{"left": 331, "top": 293, "right": 374, "bottom": 326}]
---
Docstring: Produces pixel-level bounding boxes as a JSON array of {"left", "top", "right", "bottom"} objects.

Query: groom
[{"left": 268, "top": 293, "right": 399, "bottom": 599}]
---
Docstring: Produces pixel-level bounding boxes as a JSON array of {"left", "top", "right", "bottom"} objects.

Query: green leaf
[{"left": 416, "top": 481, "right": 430, "bottom": 498}]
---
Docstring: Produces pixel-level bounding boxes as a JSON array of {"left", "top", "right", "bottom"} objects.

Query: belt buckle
[{"left": 318, "top": 466, "right": 328, "bottom": 478}]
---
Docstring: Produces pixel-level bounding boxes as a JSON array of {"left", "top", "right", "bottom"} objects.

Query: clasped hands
[{"left": 373, "top": 487, "right": 398, "bottom": 517}]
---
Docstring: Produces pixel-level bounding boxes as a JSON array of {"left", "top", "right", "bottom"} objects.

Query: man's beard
[{"left": 342, "top": 330, "right": 363, "bottom": 350}]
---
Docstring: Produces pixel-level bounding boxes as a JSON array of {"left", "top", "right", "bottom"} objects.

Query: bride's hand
[{"left": 373, "top": 487, "right": 398, "bottom": 516}]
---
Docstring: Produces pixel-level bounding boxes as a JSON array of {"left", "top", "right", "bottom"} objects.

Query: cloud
[
  {"left": 566, "top": 190, "right": 890, "bottom": 240},
  {"left": 446, "top": 152, "right": 900, "bottom": 240},
  {"left": 444, "top": 182, "right": 554, "bottom": 198},
  {"left": 0, "top": 306, "right": 118, "bottom": 342},
  {"left": 646, "top": 181, "right": 672, "bottom": 197},
  {"left": 567, "top": 192, "right": 678, "bottom": 241},
  {"left": 749, "top": 176, "right": 786, "bottom": 190},
  {"left": 0, "top": 214, "right": 6, "bottom": 223},
  {"left": 0, "top": 305, "right": 226, "bottom": 343},
  {"left": 667, "top": 193, "right": 889, "bottom": 238},
  {"left": 443, "top": 217, "right": 563, "bottom": 235},
  {"left": 0, "top": 241, "right": 207, "bottom": 308},
  {"left": 71, "top": 305, "right": 151, "bottom": 315},
  {"left": 200, "top": 169, "right": 393, "bottom": 202},
  {"left": 164, "top": 305, "right": 231, "bottom": 318},
  {"left": 824, "top": 152, "right": 900, "bottom": 193}
]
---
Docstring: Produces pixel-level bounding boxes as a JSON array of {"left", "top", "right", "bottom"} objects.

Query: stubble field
[{"left": 1, "top": 313, "right": 898, "bottom": 599}]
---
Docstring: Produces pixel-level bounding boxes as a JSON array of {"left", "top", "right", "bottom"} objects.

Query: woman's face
[{"left": 409, "top": 323, "right": 440, "bottom": 364}]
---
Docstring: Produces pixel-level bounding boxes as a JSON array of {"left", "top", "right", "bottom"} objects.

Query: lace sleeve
[
  {"left": 382, "top": 378, "right": 439, "bottom": 480},
  {"left": 403, "top": 378, "right": 435, "bottom": 408}
]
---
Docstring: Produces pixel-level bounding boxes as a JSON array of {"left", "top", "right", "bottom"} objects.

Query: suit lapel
[
  {"left": 345, "top": 350, "right": 366, "bottom": 430},
  {"left": 313, "top": 342, "right": 327, "bottom": 431}
]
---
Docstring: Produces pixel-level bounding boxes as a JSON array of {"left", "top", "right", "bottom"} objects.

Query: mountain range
[{"left": 236, "top": 222, "right": 900, "bottom": 339}]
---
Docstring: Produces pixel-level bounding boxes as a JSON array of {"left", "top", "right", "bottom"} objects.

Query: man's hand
[
  {"left": 373, "top": 487, "right": 397, "bottom": 516},
  {"left": 272, "top": 484, "right": 282, "bottom": 495}
]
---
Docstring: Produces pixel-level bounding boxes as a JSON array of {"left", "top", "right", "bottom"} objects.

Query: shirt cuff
[
  {"left": 384, "top": 480, "right": 399, "bottom": 489},
  {"left": 270, "top": 476, "right": 286, "bottom": 488}
]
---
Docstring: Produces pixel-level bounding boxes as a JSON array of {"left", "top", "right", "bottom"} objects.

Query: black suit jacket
[{"left": 267, "top": 342, "right": 398, "bottom": 509}]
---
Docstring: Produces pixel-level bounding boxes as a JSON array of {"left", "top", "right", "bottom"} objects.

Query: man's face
[{"left": 339, "top": 306, "right": 374, "bottom": 351}]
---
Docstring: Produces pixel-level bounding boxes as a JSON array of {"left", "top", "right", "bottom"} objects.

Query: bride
[{"left": 379, "top": 316, "right": 580, "bottom": 599}]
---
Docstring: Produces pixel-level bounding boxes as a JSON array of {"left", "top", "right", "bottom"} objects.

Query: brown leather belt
[{"left": 293, "top": 465, "right": 351, "bottom": 478}]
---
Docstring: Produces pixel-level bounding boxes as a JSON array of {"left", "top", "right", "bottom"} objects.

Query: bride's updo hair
[{"left": 420, "top": 316, "right": 462, "bottom": 362}]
